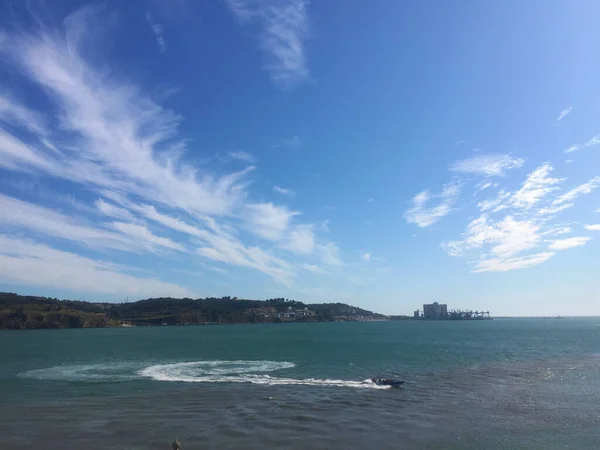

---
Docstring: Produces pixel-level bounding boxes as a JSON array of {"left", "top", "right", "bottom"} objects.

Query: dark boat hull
[{"left": 371, "top": 377, "right": 404, "bottom": 387}]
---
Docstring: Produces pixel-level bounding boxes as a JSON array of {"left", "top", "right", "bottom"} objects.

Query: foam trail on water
[
  {"left": 139, "top": 361, "right": 389, "bottom": 389},
  {"left": 20, "top": 360, "right": 391, "bottom": 389},
  {"left": 20, "top": 363, "right": 143, "bottom": 382}
]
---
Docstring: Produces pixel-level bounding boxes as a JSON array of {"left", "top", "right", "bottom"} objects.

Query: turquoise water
[{"left": 1, "top": 319, "right": 599, "bottom": 449}]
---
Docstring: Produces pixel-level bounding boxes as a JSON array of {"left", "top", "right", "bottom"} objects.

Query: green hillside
[{"left": 0, "top": 292, "right": 388, "bottom": 329}]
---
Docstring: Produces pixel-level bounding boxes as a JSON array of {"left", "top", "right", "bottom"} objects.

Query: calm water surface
[{"left": 1, "top": 319, "right": 599, "bottom": 449}]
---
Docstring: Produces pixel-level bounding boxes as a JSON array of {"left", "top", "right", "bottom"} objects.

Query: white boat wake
[{"left": 20, "top": 360, "right": 390, "bottom": 389}]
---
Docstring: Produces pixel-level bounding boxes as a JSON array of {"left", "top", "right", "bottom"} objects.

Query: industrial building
[{"left": 422, "top": 302, "right": 448, "bottom": 320}]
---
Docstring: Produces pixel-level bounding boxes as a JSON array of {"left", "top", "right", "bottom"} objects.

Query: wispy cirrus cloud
[
  {"left": 109, "top": 221, "right": 187, "bottom": 252},
  {"left": 404, "top": 182, "right": 460, "bottom": 227},
  {"left": 0, "top": 93, "right": 49, "bottom": 136},
  {"left": 0, "top": 193, "right": 142, "bottom": 253},
  {"left": 225, "top": 0, "right": 310, "bottom": 88},
  {"left": 0, "top": 6, "right": 251, "bottom": 217},
  {"left": 0, "top": 5, "right": 343, "bottom": 290},
  {"left": 444, "top": 161, "right": 596, "bottom": 272},
  {"left": 271, "top": 135, "right": 304, "bottom": 149},
  {"left": 551, "top": 177, "right": 600, "bottom": 206},
  {"left": 564, "top": 135, "right": 600, "bottom": 153},
  {"left": 547, "top": 237, "right": 591, "bottom": 250},
  {"left": 146, "top": 12, "right": 166, "bottom": 52},
  {"left": 542, "top": 226, "right": 572, "bottom": 236},
  {"left": 509, "top": 163, "right": 564, "bottom": 209},
  {"left": 584, "top": 224, "right": 600, "bottom": 231},
  {"left": 134, "top": 203, "right": 297, "bottom": 283},
  {"left": 95, "top": 198, "right": 136, "bottom": 222},
  {"left": 226, "top": 151, "right": 256, "bottom": 163},
  {"left": 443, "top": 215, "right": 541, "bottom": 260},
  {"left": 537, "top": 203, "right": 574, "bottom": 216},
  {"left": 477, "top": 190, "right": 511, "bottom": 212},
  {"left": 361, "top": 252, "right": 371, "bottom": 261},
  {"left": 449, "top": 154, "right": 524, "bottom": 177},
  {"left": 472, "top": 252, "right": 555, "bottom": 273},
  {"left": 318, "top": 242, "right": 343, "bottom": 266},
  {"left": 280, "top": 224, "right": 314, "bottom": 254},
  {"left": 273, "top": 185, "right": 294, "bottom": 196},
  {"left": 242, "top": 202, "right": 300, "bottom": 241},
  {"left": 302, "top": 263, "right": 329, "bottom": 275},
  {"left": 556, "top": 106, "right": 572, "bottom": 122},
  {"left": 0, "top": 235, "right": 195, "bottom": 298}
]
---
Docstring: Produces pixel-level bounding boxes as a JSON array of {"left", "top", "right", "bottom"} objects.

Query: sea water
[{"left": 1, "top": 319, "right": 599, "bottom": 449}]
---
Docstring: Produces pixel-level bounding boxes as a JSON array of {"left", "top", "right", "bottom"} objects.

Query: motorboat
[{"left": 371, "top": 377, "right": 404, "bottom": 387}]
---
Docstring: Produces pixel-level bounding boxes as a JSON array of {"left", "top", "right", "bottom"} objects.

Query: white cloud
[
  {"left": 227, "top": 151, "right": 256, "bottom": 163},
  {"left": 303, "top": 263, "right": 329, "bottom": 275},
  {"left": 0, "top": 6, "right": 358, "bottom": 292},
  {"left": 564, "top": 135, "right": 600, "bottom": 153},
  {"left": 0, "top": 93, "right": 48, "bottom": 136},
  {"left": 242, "top": 203, "right": 299, "bottom": 241},
  {"left": 0, "top": 194, "right": 187, "bottom": 255},
  {"left": 475, "top": 181, "right": 494, "bottom": 193},
  {"left": 196, "top": 239, "right": 293, "bottom": 284},
  {"left": 584, "top": 224, "right": 600, "bottom": 231},
  {"left": 537, "top": 203, "right": 574, "bottom": 216},
  {"left": 96, "top": 198, "right": 136, "bottom": 221},
  {"left": 477, "top": 190, "right": 511, "bottom": 212},
  {"left": 449, "top": 154, "right": 524, "bottom": 177},
  {"left": 446, "top": 155, "right": 597, "bottom": 273},
  {"left": 146, "top": 12, "right": 167, "bottom": 53},
  {"left": 137, "top": 203, "right": 296, "bottom": 281},
  {"left": 361, "top": 252, "right": 371, "bottom": 261},
  {"left": 0, "top": 9, "right": 251, "bottom": 217},
  {"left": 564, "top": 145, "right": 579, "bottom": 154},
  {"left": 225, "top": 0, "right": 310, "bottom": 88},
  {"left": 475, "top": 164, "right": 595, "bottom": 218},
  {"left": 367, "top": 198, "right": 374, "bottom": 203},
  {"left": 0, "top": 8, "right": 336, "bottom": 286},
  {"left": 0, "top": 194, "right": 139, "bottom": 252},
  {"left": 473, "top": 252, "right": 555, "bottom": 273},
  {"left": 556, "top": 106, "right": 572, "bottom": 122},
  {"left": 585, "top": 135, "right": 600, "bottom": 147},
  {"left": 273, "top": 185, "right": 294, "bottom": 196},
  {"left": 510, "top": 163, "right": 564, "bottom": 209},
  {"left": 280, "top": 135, "right": 303, "bottom": 147},
  {"left": 318, "top": 242, "right": 343, "bottom": 266},
  {"left": 404, "top": 182, "right": 460, "bottom": 227},
  {"left": 548, "top": 237, "right": 591, "bottom": 250},
  {"left": 0, "top": 128, "right": 57, "bottom": 173},
  {"left": 551, "top": 177, "right": 600, "bottom": 206},
  {"left": 136, "top": 204, "right": 207, "bottom": 238},
  {"left": 201, "top": 264, "right": 234, "bottom": 278},
  {"left": 0, "top": 235, "right": 195, "bottom": 298},
  {"left": 469, "top": 215, "right": 541, "bottom": 258},
  {"left": 443, "top": 214, "right": 544, "bottom": 269},
  {"left": 541, "top": 226, "right": 572, "bottom": 236},
  {"left": 109, "top": 221, "right": 187, "bottom": 252},
  {"left": 280, "top": 224, "right": 314, "bottom": 254}
]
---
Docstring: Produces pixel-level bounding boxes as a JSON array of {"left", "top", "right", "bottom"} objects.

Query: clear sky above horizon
[{"left": 1, "top": 0, "right": 599, "bottom": 316}]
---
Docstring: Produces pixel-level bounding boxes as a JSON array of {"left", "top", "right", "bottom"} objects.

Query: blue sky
[{"left": 1, "top": 0, "right": 600, "bottom": 316}]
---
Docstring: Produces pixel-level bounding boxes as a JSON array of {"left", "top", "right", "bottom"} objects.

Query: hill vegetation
[{"left": 0, "top": 292, "right": 389, "bottom": 330}]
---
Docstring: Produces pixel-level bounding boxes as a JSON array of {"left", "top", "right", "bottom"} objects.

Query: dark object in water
[
  {"left": 172, "top": 438, "right": 181, "bottom": 449},
  {"left": 371, "top": 377, "right": 404, "bottom": 387}
]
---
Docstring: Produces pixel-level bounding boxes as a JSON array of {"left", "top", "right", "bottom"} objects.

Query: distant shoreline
[{"left": 0, "top": 292, "right": 395, "bottom": 330}]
